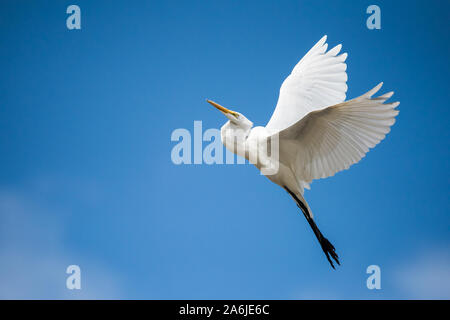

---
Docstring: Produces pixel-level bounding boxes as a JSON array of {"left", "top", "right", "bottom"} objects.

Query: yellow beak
[{"left": 206, "top": 99, "right": 239, "bottom": 117}]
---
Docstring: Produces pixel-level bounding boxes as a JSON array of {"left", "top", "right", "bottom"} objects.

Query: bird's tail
[{"left": 284, "top": 187, "right": 340, "bottom": 269}]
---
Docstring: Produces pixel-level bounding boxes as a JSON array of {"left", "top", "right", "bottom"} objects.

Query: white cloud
[
  {"left": 393, "top": 248, "right": 450, "bottom": 299},
  {"left": 292, "top": 288, "right": 341, "bottom": 300},
  {"left": 0, "top": 186, "right": 124, "bottom": 299}
]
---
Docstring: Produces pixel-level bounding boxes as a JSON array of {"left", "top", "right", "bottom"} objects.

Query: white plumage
[
  {"left": 276, "top": 81, "right": 399, "bottom": 190},
  {"left": 267, "top": 35, "right": 348, "bottom": 131},
  {"left": 207, "top": 35, "right": 399, "bottom": 268}
]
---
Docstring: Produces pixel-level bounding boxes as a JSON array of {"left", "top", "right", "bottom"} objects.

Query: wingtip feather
[
  {"left": 365, "top": 82, "right": 383, "bottom": 98},
  {"left": 326, "top": 44, "right": 342, "bottom": 57}
]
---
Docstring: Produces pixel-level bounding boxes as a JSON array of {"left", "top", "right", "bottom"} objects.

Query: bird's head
[{"left": 206, "top": 99, "right": 253, "bottom": 130}]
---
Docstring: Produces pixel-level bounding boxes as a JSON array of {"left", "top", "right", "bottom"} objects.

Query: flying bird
[{"left": 206, "top": 35, "right": 399, "bottom": 269}]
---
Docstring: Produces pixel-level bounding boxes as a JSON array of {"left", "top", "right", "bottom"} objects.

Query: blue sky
[{"left": 0, "top": 0, "right": 449, "bottom": 299}]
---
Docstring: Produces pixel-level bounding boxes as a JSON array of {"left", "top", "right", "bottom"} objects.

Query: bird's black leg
[{"left": 284, "top": 187, "right": 340, "bottom": 269}]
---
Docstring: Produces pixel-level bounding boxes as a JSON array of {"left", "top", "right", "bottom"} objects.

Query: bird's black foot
[
  {"left": 284, "top": 186, "right": 340, "bottom": 269},
  {"left": 317, "top": 233, "right": 340, "bottom": 269}
]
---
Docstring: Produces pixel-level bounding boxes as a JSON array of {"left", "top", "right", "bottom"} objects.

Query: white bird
[{"left": 207, "top": 35, "right": 399, "bottom": 269}]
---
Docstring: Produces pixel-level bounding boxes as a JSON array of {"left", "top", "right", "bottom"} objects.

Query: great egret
[{"left": 207, "top": 35, "right": 399, "bottom": 269}]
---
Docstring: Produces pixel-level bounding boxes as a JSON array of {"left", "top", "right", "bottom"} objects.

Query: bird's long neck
[{"left": 220, "top": 121, "right": 251, "bottom": 158}]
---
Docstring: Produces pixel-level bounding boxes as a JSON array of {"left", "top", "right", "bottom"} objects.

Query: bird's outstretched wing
[
  {"left": 266, "top": 35, "right": 348, "bottom": 132},
  {"left": 274, "top": 83, "right": 399, "bottom": 185}
]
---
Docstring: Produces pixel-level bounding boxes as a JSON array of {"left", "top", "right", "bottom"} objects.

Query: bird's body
[{"left": 207, "top": 35, "right": 399, "bottom": 269}]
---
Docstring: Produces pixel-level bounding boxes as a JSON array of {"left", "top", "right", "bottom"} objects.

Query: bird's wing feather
[
  {"left": 274, "top": 83, "right": 399, "bottom": 185},
  {"left": 266, "top": 35, "right": 348, "bottom": 132}
]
